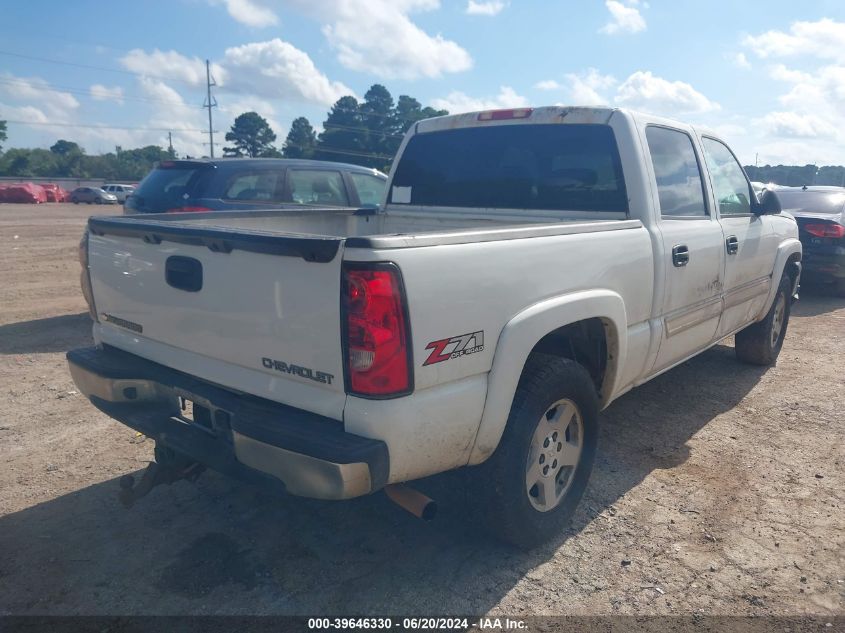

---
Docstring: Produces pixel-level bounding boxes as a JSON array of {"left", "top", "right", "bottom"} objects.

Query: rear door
[
  {"left": 644, "top": 125, "right": 725, "bottom": 372},
  {"left": 700, "top": 137, "right": 778, "bottom": 337}
]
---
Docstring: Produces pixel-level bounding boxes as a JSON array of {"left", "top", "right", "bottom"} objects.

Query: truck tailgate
[{"left": 86, "top": 217, "right": 347, "bottom": 420}]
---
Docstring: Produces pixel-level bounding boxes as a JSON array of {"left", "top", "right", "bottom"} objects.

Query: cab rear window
[{"left": 390, "top": 124, "right": 628, "bottom": 213}]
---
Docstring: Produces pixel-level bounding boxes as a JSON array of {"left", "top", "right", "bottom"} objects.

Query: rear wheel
[
  {"left": 469, "top": 355, "right": 599, "bottom": 549},
  {"left": 71, "top": 197, "right": 79, "bottom": 204},
  {"left": 735, "top": 274, "right": 792, "bottom": 365}
]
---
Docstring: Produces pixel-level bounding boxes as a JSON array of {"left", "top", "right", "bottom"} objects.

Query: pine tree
[
  {"left": 223, "top": 112, "right": 277, "bottom": 158},
  {"left": 282, "top": 117, "right": 317, "bottom": 159}
]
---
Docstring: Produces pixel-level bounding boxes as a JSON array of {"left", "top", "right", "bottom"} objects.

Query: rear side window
[
  {"left": 289, "top": 170, "right": 349, "bottom": 206},
  {"left": 701, "top": 137, "right": 753, "bottom": 216},
  {"left": 645, "top": 126, "right": 707, "bottom": 217},
  {"left": 389, "top": 124, "right": 628, "bottom": 213},
  {"left": 134, "top": 166, "right": 202, "bottom": 211},
  {"left": 349, "top": 173, "right": 386, "bottom": 206},
  {"left": 223, "top": 171, "right": 285, "bottom": 202}
]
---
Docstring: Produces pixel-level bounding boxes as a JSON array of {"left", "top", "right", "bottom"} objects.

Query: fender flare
[
  {"left": 756, "top": 238, "right": 802, "bottom": 321},
  {"left": 467, "top": 289, "right": 628, "bottom": 465}
]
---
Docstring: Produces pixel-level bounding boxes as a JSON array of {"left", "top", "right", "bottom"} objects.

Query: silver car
[
  {"left": 70, "top": 187, "right": 118, "bottom": 204},
  {"left": 102, "top": 184, "right": 136, "bottom": 203}
]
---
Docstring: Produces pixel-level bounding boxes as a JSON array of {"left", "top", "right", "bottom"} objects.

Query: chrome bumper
[{"left": 67, "top": 346, "right": 388, "bottom": 500}]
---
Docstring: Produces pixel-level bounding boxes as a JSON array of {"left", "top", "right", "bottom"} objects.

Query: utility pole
[
  {"left": 203, "top": 59, "right": 217, "bottom": 158},
  {"left": 167, "top": 131, "right": 174, "bottom": 156}
]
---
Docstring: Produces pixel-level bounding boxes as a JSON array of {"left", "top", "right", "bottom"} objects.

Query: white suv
[{"left": 102, "top": 184, "right": 135, "bottom": 203}]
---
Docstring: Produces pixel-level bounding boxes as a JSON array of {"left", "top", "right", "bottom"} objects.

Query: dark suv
[{"left": 124, "top": 158, "right": 388, "bottom": 214}]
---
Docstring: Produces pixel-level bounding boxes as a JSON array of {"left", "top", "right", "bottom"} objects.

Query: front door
[{"left": 700, "top": 137, "right": 778, "bottom": 337}]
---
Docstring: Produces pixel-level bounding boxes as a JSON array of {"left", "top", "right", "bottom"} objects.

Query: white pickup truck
[{"left": 68, "top": 106, "right": 801, "bottom": 548}]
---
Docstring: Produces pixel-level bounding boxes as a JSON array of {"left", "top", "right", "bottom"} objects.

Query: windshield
[
  {"left": 389, "top": 124, "right": 628, "bottom": 213},
  {"left": 132, "top": 165, "right": 206, "bottom": 212}
]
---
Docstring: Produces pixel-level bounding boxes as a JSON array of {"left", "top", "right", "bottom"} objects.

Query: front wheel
[
  {"left": 735, "top": 274, "right": 792, "bottom": 365},
  {"left": 469, "top": 355, "right": 599, "bottom": 549},
  {"left": 71, "top": 197, "right": 79, "bottom": 204}
]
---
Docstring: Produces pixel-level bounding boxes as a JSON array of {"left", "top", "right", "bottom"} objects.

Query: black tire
[
  {"left": 71, "top": 197, "right": 79, "bottom": 204},
  {"left": 735, "top": 274, "right": 792, "bottom": 365},
  {"left": 833, "top": 279, "right": 845, "bottom": 298},
  {"left": 468, "top": 354, "right": 599, "bottom": 549}
]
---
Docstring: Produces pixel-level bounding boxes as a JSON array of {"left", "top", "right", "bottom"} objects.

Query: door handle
[
  {"left": 672, "top": 244, "right": 689, "bottom": 267},
  {"left": 165, "top": 256, "right": 203, "bottom": 292},
  {"left": 726, "top": 235, "right": 739, "bottom": 255}
]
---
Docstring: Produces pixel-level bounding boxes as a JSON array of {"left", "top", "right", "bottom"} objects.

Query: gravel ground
[{"left": 0, "top": 203, "right": 842, "bottom": 621}]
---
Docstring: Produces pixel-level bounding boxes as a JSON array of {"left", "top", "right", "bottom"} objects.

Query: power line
[
  {"left": 323, "top": 122, "right": 405, "bottom": 139},
  {"left": 0, "top": 77, "right": 192, "bottom": 108},
  {"left": 2, "top": 119, "right": 212, "bottom": 133},
  {"left": 0, "top": 50, "right": 201, "bottom": 87},
  {"left": 283, "top": 142, "right": 392, "bottom": 161}
]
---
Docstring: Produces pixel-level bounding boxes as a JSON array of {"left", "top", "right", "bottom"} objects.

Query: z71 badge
[{"left": 423, "top": 331, "right": 484, "bottom": 366}]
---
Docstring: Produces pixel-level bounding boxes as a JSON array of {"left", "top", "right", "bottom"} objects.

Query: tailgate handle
[{"left": 165, "top": 256, "right": 203, "bottom": 292}]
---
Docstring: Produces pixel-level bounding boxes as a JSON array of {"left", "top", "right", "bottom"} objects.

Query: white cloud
[
  {"left": 0, "top": 103, "right": 51, "bottom": 125},
  {"left": 131, "top": 77, "right": 210, "bottom": 157},
  {"left": 120, "top": 49, "right": 226, "bottom": 87},
  {"left": 0, "top": 73, "right": 79, "bottom": 118},
  {"left": 465, "top": 1, "right": 506, "bottom": 16},
  {"left": 259, "top": 0, "right": 472, "bottom": 79},
  {"left": 755, "top": 111, "right": 837, "bottom": 139},
  {"left": 615, "top": 71, "right": 719, "bottom": 114},
  {"left": 729, "top": 52, "right": 752, "bottom": 70},
  {"left": 222, "top": 39, "right": 353, "bottom": 105},
  {"left": 430, "top": 86, "right": 528, "bottom": 113},
  {"left": 566, "top": 68, "right": 616, "bottom": 105},
  {"left": 534, "top": 79, "right": 562, "bottom": 91},
  {"left": 744, "top": 18, "right": 845, "bottom": 63},
  {"left": 741, "top": 20, "right": 845, "bottom": 156},
  {"left": 90, "top": 84, "right": 125, "bottom": 104},
  {"left": 599, "top": 0, "right": 646, "bottom": 35},
  {"left": 217, "top": 0, "right": 279, "bottom": 27}
]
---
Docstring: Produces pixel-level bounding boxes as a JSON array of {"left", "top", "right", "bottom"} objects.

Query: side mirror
[{"left": 754, "top": 189, "right": 781, "bottom": 216}]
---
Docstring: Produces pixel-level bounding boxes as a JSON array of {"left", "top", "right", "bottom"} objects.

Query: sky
[{"left": 1, "top": 0, "right": 845, "bottom": 166}]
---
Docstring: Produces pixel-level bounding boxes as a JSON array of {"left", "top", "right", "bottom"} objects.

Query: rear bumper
[
  {"left": 67, "top": 345, "right": 389, "bottom": 500},
  {"left": 800, "top": 248, "right": 845, "bottom": 281}
]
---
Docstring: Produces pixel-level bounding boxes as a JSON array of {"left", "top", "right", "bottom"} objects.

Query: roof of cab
[{"left": 158, "top": 157, "right": 386, "bottom": 178}]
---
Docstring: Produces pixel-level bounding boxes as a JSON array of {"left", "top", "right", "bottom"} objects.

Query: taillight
[
  {"left": 805, "top": 223, "right": 845, "bottom": 238},
  {"left": 166, "top": 206, "right": 211, "bottom": 213},
  {"left": 342, "top": 263, "right": 412, "bottom": 398}
]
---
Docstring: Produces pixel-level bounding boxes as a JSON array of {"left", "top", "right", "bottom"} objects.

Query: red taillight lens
[
  {"left": 166, "top": 206, "right": 211, "bottom": 213},
  {"left": 343, "top": 264, "right": 411, "bottom": 397},
  {"left": 805, "top": 222, "right": 845, "bottom": 238}
]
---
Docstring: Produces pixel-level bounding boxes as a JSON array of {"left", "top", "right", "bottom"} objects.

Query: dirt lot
[{"left": 0, "top": 203, "right": 842, "bottom": 619}]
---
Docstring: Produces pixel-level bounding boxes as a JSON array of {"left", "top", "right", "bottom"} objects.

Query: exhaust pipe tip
[{"left": 384, "top": 483, "right": 437, "bottom": 521}]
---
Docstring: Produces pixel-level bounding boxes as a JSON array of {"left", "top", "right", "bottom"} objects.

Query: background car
[
  {"left": 101, "top": 184, "right": 135, "bottom": 203},
  {"left": 775, "top": 185, "right": 845, "bottom": 295},
  {"left": 69, "top": 187, "right": 118, "bottom": 204},
  {"left": 124, "top": 158, "right": 388, "bottom": 214}
]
